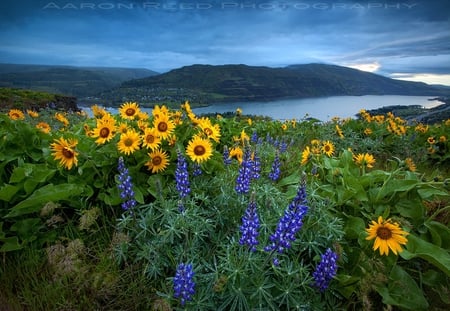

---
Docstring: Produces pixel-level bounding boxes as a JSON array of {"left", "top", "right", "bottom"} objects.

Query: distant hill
[
  {"left": 102, "top": 63, "right": 449, "bottom": 105},
  {"left": 0, "top": 63, "right": 158, "bottom": 99}
]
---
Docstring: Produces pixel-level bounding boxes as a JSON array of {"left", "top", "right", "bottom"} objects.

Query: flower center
[
  {"left": 124, "top": 138, "right": 134, "bottom": 147},
  {"left": 126, "top": 108, "right": 136, "bottom": 116},
  {"left": 146, "top": 135, "right": 155, "bottom": 143},
  {"left": 100, "top": 127, "right": 110, "bottom": 138},
  {"left": 194, "top": 145, "right": 206, "bottom": 156},
  {"left": 62, "top": 147, "right": 74, "bottom": 159},
  {"left": 204, "top": 128, "right": 213, "bottom": 136},
  {"left": 152, "top": 156, "right": 162, "bottom": 165},
  {"left": 376, "top": 226, "right": 392, "bottom": 240},
  {"left": 158, "top": 121, "right": 168, "bottom": 132}
]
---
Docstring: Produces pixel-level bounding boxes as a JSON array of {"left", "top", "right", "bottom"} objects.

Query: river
[{"left": 84, "top": 95, "right": 443, "bottom": 121}]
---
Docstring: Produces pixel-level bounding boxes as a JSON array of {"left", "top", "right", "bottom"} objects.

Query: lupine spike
[
  {"left": 269, "top": 153, "right": 281, "bottom": 181},
  {"left": 235, "top": 148, "right": 252, "bottom": 194},
  {"left": 312, "top": 248, "right": 338, "bottom": 292},
  {"left": 117, "top": 157, "right": 137, "bottom": 211},
  {"left": 175, "top": 151, "right": 191, "bottom": 199},
  {"left": 173, "top": 263, "right": 195, "bottom": 306},
  {"left": 239, "top": 195, "right": 260, "bottom": 252},
  {"left": 264, "top": 180, "right": 309, "bottom": 260}
]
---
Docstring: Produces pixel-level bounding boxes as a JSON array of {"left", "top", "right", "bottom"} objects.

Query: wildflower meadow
[{"left": 1, "top": 101, "right": 449, "bottom": 310}]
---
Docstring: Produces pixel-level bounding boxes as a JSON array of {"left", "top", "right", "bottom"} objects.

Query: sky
[{"left": 1, "top": 0, "right": 450, "bottom": 85}]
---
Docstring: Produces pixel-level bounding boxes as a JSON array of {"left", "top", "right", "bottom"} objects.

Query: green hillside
[
  {"left": 102, "top": 63, "right": 448, "bottom": 105},
  {"left": 0, "top": 63, "right": 158, "bottom": 99}
]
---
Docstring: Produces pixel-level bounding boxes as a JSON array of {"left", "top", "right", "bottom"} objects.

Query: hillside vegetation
[
  {"left": 103, "top": 63, "right": 448, "bottom": 105},
  {"left": 0, "top": 63, "right": 158, "bottom": 99}
]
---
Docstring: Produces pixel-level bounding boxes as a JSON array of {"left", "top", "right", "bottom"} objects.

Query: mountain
[
  {"left": 102, "top": 63, "right": 448, "bottom": 105},
  {"left": 0, "top": 63, "right": 158, "bottom": 99}
]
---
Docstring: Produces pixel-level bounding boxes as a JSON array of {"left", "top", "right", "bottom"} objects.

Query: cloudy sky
[{"left": 1, "top": 0, "right": 449, "bottom": 85}]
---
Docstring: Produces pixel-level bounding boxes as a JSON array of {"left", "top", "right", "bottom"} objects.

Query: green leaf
[
  {"left": 344, "top": 216, "right": 366, "bottom": 240},
  {"left": 0, "top": 236, "right": 23, "bottom": 252},
  {"left": 0, "top": 184, "right": 20, "bottom": 202},
  {"left": 400, "top": 234, "right": 450, "bottom": 277},
  {"left": 376, "top": 265, "right": 429, "bottom": 310},
  {"left": 5, "top": 183, "right": 85, "bottom": 217}
]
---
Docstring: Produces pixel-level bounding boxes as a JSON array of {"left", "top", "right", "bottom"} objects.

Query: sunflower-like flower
[
  {"left": 55, "top": 112, "right": 69, "bottom": 127},
  {"left": 27, "top": 110, "right": 39, "bottom": 118},
  {"left": 8, "top": 109, "right": 25, "bottom": 120},
  {"left": 91, "top": 118, "right": 116, "bottom": 145},
  {"left": 117, "top": 130, "right": 141, "bottom": 155},
  {"left": 198, "top": 117, "right": 221, "bottom": 143},
  {"left": 51, "top": 137, "right": 79, "bottom": 170},
  {"left": 141, "top": 127, "right": 161, "bottom": 150},
  {"left": 353, "top": 153, "right": 376, "bottom": 169},
  {"left": 229, "top": 146, "right": 244, "bottom": 164},
  {"left": 186, "top": 135, "right": 213, "bottom": 163},
  {"left": 300, "top": 146, "right": 312, "bottom": 165},
  {"left": 335, "top": 125, "right": 344, "bottom": 138},
  {"left": 404, "top": 157, "right": 416, "bottom": 172},
  {"left": 365, "top": 216, "right": 408, "bottom": 256},
  {"left": 36, "top": 122, "right": 51, "bottom": 133},
  {"left": 321, "top": 140, "right": 334, "bottom": 157},
  {"left": 153, "top": 113, "right": 175, "bottom": 140},
  {"left": 119, "top": 102, "right": 141, "bottom": 120},
  {"left": 145, "top": 149, "right": 169, "bottom": 173}
]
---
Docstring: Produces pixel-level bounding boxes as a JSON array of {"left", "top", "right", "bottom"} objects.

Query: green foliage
[{"left": 0, "top": 103, "right": 449, "bottom": 310}]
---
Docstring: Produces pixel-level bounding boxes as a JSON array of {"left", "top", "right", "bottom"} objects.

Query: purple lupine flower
[
  {"left": 175, "top": 151, "right": 190, "bottom": 199},
  {"left": 173, "top": 263, "right": 195, "bottom": 306},
  {"left": 279, "top": 140, "right": 288, "bottom": 153},
  {"left": 192, "top": 163, "right": 202, "bottom": 176},
  {"left": 264, "top": 180, "right": 308, "bottom": 261},
  {"left": 235, "top": 148, "right": 252, "bottom": 194},
  {"left": 312, "top": 248, "right": 338, "bottom": 292},
  {"left": 268, "top": 153, "right": 281, "bottom": 181},
  {"left": 223, "top": 146, "right": 232, "bottom": 165},
  {"left": 251, "top": 130, "right": 258, "bottom": 143},
  {"left": 239, "top": 198, "right": 260, "bottom": 252},
  {"left": 117, "top": 157, "right": 137, "bottom": 211},
  {"left": 251, "top": 150, "right": 261, "bottom": 180}
]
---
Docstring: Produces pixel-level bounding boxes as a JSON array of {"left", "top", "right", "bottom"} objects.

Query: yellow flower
[
  {"left": 247, "top": 118, "right": 252, "bottom": 126},
  {"left": 229, "top": 146, "right": 244, "bottom": 164},
  {"left": 118, "top": 123, "right": 129, "bottom": 134},
  {"left": 55, "top": 112, "right": 69, "bottom": 127},
  {"left": 405, "top": 157, "right": 416, "bottom": 172},
  {"left": 145, "top": 149, "right": 169, "bottom": 173},
  {"left": 198, "top": 117, "right": 221, "bottom": 143},
  {"left": 8, "top": 109, "right": 25, "bottom": 120},
  {"left": 364, "top": 128, "right": 373, "bottom": 136},
  {"left": 141, "top": 127, "right": 161, "bottom": 150},
  {"left": 335, "top": 125, "right": 344, "bottom": 138},
  {"left": 91, "top": 105, "right": 108, "bottom": 118},
  {"left": 117, "top": 130, "right": 141, "bottom": 155},
  {"left": 365, "top": 216, "right": 408, "bottom": 256},
  {"left": 153, "top": 114, "right": 175, "bottom": 140},
  {"left": 281, "top": 123, "right": 288, "bottom": 131},
  {"left": 321, "top": 141, "right": 334, "bottom": 157},
  {"left": 300, "top": 146, "right": 311, "bottom": 165},
  {"left": 415, "top": 123, "right": 428, "bottom": 133},
  {"left": 186, "top": 135, "right": 213, "bottom": 163},
  {"left": 27, "top": 110, "right": 39, "bottom": 118},
  {"left": 119, "top": 102, "right": 141, "bottom": 120},
  {"left": 36, "top": 122, "right": 51, "bottom": 133},
  {"left": 51, "top": 137, "right": 79, "bottom": 170},
  {"left": 427, "top": 136, "right": 436, "bottom": 144},
  {"left": 152, "top": 105, "right": 169, "bottom": 118},
  {"left": 439, "top": 135, "right": 447, "bottom": 143},
  {"left": 91, "top": 117, "right": 116, "bottom": 144},
  {"left": 353, "top": 153, "right": 376, "bottom": 168},
  {"left": 236, "top": 108, "right": 242, "bottom": 116}
]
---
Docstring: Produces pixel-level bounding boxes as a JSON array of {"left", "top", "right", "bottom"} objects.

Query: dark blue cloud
[{"left": 0, "top": 0, "right": 449, "bottom": 83}]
